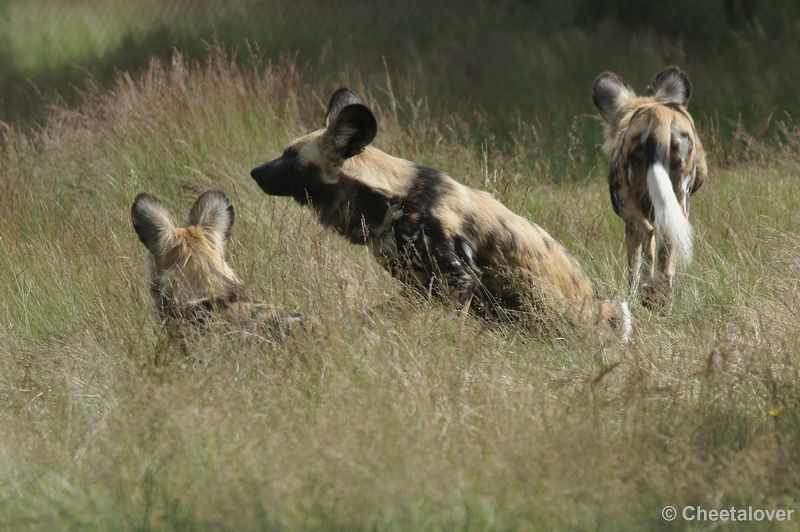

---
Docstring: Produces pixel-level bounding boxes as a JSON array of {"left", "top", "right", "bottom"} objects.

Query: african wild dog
[
  {"left": 131, "top": 189, "right": 302, "bottom": 346},
  {"left": 250, "top": 88, "right": 631, "bottom": 342},
  {"left": 592, "top": 66, "right": 707, "bottom": 307}
]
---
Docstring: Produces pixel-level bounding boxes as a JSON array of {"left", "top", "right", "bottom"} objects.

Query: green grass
[
  {"left": 3, "top": 0, "right": 800, "bottom": 154},
  {"left": 1, "top": 44, "right": 800, "bottom": 530}
]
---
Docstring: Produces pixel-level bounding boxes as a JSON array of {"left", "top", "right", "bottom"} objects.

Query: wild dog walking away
[
  {"left": 131, "top": 190, "right": 302, "bottom": 346},
  {"left": 592, "top": 66, "right": 708, "bottom": 307},
  {"left": 251, "top": 88, "right": 631, "bottom": 342}
]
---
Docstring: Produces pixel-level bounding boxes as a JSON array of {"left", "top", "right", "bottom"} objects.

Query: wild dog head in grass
[
  {"left": 593, "top": 66, "right": 708, "bottom": 308},
  {"left": 251, "top": 88, "right": 631, "bottom": 343},
  {"left": 131, "top": 189, "right": 302, "bottom": 347}
]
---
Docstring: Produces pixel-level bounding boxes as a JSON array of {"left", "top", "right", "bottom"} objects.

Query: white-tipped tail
[
  {"left": 647, "top": 164, "right": 694, "bottom": 267},
  {"left": 619, "top": 301, "right": 632, "bottom": 344}
]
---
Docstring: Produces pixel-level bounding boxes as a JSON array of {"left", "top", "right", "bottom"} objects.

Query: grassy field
[
  {"left": 3, "top": 0, "right": 800, "bottom": 528},
  {"left": 1, "top": 41, "right": 800, "bottom": 530}
]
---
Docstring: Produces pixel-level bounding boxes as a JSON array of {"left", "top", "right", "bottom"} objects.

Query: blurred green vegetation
[{"left": 1, "top": 0, "right": 799, "bottom": 168}]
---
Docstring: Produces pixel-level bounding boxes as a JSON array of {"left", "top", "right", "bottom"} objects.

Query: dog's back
[{"left": 610, "top": 102, "right": 705, "bottom": 265}]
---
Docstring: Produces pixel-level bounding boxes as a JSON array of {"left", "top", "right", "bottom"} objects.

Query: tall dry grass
[{"left": 1, "top": 44, "right": 800, "bottom": 530}]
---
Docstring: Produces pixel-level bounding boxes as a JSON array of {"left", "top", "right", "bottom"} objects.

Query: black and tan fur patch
[
  {"left": 251, "top": 88, "right": 631, "bottom": 343},
  {"left": 131, "top": 190, "right": 302, "bottom": 348},
  {"left": 592, "top": 66, "right": 707, "bottom": 307}
]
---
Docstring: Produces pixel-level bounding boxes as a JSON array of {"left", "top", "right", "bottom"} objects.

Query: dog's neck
[{"left": 293, "top": 146, "right": 419, "bottom": 246}]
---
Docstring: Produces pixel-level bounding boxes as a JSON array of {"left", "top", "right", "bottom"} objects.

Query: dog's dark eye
[{"left": 282, "top": 147, "right": 299, "bottom": 159}]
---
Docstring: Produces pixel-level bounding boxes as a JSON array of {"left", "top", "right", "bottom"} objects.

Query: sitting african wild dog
[
  {"left": 250, "top": 88, "right": 631, "bottom": 342},
  {"left": 592, "top": 66, "right": 708, "bottom": 307},
  {"left": 131, "top": 189, "right": 302, "bottom": 346}
]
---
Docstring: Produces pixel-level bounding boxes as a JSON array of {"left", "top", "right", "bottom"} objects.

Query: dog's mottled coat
[
  {"left": 251, "top": 88, "right": 631, "bottom": 342},
  {"left": 592, "top": 66, "right": 707, "bottom": 306}
]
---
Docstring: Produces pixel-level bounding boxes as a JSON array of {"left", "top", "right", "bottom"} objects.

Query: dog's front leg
[{"left": 433, "top": 245, "right": 482, "bottom": 316}]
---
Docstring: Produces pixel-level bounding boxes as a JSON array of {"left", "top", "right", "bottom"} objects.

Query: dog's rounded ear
[
  {"left": 649, "top": 66, "right": 692, "bottom": 106},
  {"left": 131, "top": 193, "right": 176, "bottom": 258},
  {"left": 592, "top": 71, "right": 636, "bottom": 126},
  {"left": 325, "top": 88, "right": 364, "bottom": 127},
  {"left": 326, "top": 103, "right": 378, "bottom": 159},
  {"left": 188, "top": 190, "right": 235, "bottom": 242}
]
